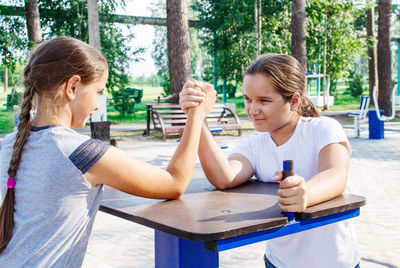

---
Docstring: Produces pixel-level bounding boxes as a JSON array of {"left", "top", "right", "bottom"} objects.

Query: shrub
[{"left": 346, "top": 72, "right": 364, "bottom": 98}]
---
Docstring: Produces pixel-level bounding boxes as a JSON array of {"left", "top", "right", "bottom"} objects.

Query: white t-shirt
[{"left": 232, "top": 116, "right": 360, "bottom": 268}]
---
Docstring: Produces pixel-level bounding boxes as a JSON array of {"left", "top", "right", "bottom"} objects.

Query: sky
[{"left": 116, "top": 0, "right": 159, "bottom": 77}]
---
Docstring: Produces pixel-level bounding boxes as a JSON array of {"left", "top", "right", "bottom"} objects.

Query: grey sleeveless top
[{"left": 0, "top": 125, "right": 109, "bottom": 267}]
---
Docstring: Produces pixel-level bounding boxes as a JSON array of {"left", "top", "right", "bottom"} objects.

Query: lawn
[{"left": 0, "top": 90, "right": 19, "bottom": 133}]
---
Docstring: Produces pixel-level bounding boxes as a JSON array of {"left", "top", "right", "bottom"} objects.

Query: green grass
[
  {"left": 0, "top": 90, "right": 18, "bottom": 134},
  {"left": 0, "top": 112, "right": 15, "bottom": 133}
]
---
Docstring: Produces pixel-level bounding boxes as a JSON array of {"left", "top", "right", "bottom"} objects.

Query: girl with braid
[
  {"left": 180, "top": 54, "right": 360, "bottom": 268},
  {"left": 0, "top": 36, "right": 216, "bottom": 267}
]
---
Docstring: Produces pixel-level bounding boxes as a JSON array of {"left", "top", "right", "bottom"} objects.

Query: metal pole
[
  {"left": 223, "top": 79, "right": 226, "bottom": 103},
  {"left": 397, "top": 40, "right": 400, "bottom": 96},
  {"left": 213, "top": 31, "right": 217, "bottom": 90},
  {"left": 4, "top": 20, "right": 8, "bottom": 93}
]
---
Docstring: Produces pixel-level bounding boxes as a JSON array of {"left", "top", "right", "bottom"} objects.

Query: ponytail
[
  {"left": 0, "top": 84, "right": 35, "bottom": 254},
  {"left": 299, "top": 95, "right": 320, "bottom": 118}
]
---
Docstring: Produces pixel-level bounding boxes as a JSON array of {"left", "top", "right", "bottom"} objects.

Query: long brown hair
[
  {"left": 0, "top": 36, "right": 108, "bottom": 254},
  {"left": 245, "top": 53, "right": 320, "bottom": 117}
]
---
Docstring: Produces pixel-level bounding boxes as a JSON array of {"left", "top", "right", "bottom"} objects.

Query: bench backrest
[
  {"left": 359, "top": 96, "right": 370, "bottom": 119},
  {"left": 150, "top": 103, "right": 237, "bottom": 126}
]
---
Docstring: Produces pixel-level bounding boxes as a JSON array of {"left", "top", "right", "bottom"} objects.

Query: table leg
[
  {"left": 144, "top": 105, "right": 151, "bottom": 136},
  {"left": 155, "top": 230, "right": 218, "bottom": 268}
]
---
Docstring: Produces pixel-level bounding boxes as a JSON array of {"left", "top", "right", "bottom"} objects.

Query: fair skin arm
[
  {"left": 197, "top": 122, "right": 254, "bottom": 189},
  {"left": 84, "top": 81, "right": 216, "bottom": 199},
  {"left": 274, "top": 142, "right": 349, "bottom": 212},
  {"left": 180, "top": 84, "right": 254, "bottom": 190}
]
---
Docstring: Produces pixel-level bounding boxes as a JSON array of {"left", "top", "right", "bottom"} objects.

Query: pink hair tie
[{"left": 7, "top": 178, "right": 16, "bottom": 189}]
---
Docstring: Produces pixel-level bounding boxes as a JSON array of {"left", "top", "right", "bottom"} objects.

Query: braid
[
  {"left": 8, "top": 87, "right": 35, "bottom": 177},
  {"left": 0, "top": 85, "right": 35, "bottom": 254}
]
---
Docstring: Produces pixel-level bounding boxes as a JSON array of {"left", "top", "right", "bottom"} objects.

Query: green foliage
[
  {"left": 192, "top": 0, "right": 291, "bottom": 85},
  {"left": 111, "top": 89, "right": 136, "bottom": 117},
  {"left": 4, "top": 91, "right": 22, "bottom": 110},
  {"left": 149, "top": 0, "right": 170, "bottom": 96},
  {"left": 0, "top": 6, "right": 28, "bottom": 71},
  {"left": 150, "top": 0, "right": 204, "bottom": 96},
  {"left": 216, "top": 83, "right": 237, "bottom": 98},
  {"left": 346, "top": 71, "right": 365, "bottom": 98},
  {"left": 193, "top": 0, "right": 363, "bottom": 96},
  {"left": 39, "top": 0, "right": 144, "bottom": 92},
  {"left": 306, "top": 0, "right": 364, "bottom": 83},
  {"left": 0, "top": 0, "right": 144, "bottom": 94},
  {"left": 159, "top": 71, "right": 170, "bottom": 98},
  {"left": 0, "top": 59, "right": 24, "bottom": 89}
]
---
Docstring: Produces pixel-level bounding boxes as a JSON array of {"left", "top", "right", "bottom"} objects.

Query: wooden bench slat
[
  {"left": 159, "top": 114, "right": 187, "bottom": 119},
  {"left": 161, "top": 119, "right": 188, "bottom": 124},
  {"left": 155, "top": 110, "right": 186, "bottom": 114}
]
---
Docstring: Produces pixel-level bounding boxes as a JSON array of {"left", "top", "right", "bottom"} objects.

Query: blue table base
[
  {"left": 155, "top": 230, "right": 218, "bottom": 268},
  {"left": 155, "top": 208, "right": 360, "bottom": 268}
]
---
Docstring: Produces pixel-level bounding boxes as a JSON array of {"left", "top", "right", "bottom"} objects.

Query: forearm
[
  {"left": 166, "top": 108, "right": 205, "bottom": 196},
  {"left": 198, "top": 123, "right": 241, "bottom": 189},
  {"left": 305, "top": 167, "right": 348, "bottom": 207}
]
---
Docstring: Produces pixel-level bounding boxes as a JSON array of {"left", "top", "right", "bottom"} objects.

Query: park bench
[
  {"left": 123, "top": 88, "right": 143, "bottom": 103},
  {"left": 4, "top": 92, "right": 22, "bottom": 110},
  {"left": 145, "top": 103, "right": 242, "bottom": 141}
]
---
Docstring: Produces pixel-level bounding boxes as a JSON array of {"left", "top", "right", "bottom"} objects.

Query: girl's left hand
[{"left": 273, "top": 171, "right": 308, "bottom": 212}]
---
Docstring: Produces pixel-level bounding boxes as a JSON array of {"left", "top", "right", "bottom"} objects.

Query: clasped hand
[
  {"left": 179, "top": 80, "right": 216, "bottom": 115},
  {"left": 274, "top": 171, "right": 308, "bottom": 212}
]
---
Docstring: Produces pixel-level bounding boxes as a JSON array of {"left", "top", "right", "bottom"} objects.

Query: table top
[{"left": 100, "top": 168, "right": 365, "bottom": 242}]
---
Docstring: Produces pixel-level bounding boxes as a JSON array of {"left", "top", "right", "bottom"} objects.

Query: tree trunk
[
  {"left": 88, "top": 0, "right": 101, "bottom": 52},
  {"left": 167, "top": 0, "right": 191, "bottom": 103},
  {"left": 255, "top": 0, "right": 262, "bottom": 56},
  {"left": 366, "top": 4, "right": 376, "bottom": 101},
  {"left": 291, "top": 0, "right": 307, "bottom": 71},
  {"left": 377, "top": 0, "right": 392, "bottom": 116},
  {"left": 3, "top": 64, "right": 7, "bottom": 93},
  {"left": 322, "top": 3, "right": 328, "bottom": 110},
  {"left": 24, "top": 0, "right": 42, "bottom": 49}
]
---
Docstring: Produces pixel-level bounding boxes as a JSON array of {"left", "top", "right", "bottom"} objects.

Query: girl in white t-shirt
[{"left": 179, "top": 53, "right": 360, "bottom": 268}]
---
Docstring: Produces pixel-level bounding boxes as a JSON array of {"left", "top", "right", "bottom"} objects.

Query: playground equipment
[
  {"left": 391, "top": 37, "right": 400, "bottom": 104},
  {"left": 372, "top": 85, "right": 397, "bottom": 121},
  {"left": 305, "top": 73, "right": 334, "bottom": 108},
  {"left": 368, "top": 85, "right": 398, "bottom": 139}
]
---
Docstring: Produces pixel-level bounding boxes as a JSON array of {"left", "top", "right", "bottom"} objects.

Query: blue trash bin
[{"left": 368, "top": 110, "right": 384, "bottom": 139}]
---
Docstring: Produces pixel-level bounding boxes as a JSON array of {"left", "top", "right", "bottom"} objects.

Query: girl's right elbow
[{"left": 211, "top": 180, "right": 230, "bottom": 190}]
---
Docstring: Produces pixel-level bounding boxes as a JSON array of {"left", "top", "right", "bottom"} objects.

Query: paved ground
[
  {"left": 2, "top": 113, "right": 399, "bottom": 267},
  {"left": 79, "top": 114, "right": 400, "bottom": 268}
]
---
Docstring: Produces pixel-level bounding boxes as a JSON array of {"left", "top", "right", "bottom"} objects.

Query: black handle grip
[{"left": 282, "top": 160, "right": 294, "bottom": 180}]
